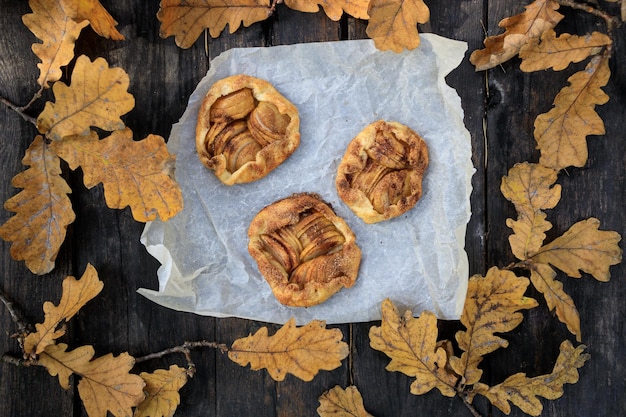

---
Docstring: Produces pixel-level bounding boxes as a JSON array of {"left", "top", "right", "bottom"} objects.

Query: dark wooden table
[{"left": 1, "top": 1, "right": 625, "bottom": 416}]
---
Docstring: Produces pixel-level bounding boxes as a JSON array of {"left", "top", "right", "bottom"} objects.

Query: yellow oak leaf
[
  {"left": 39, "top": 343, "right": 145, "bottom": 417},
  {"left": 369, "top": 299, "right": 457, "bottom": 397},
  {"left": 37, "top": 55, "right": 135, "bottom": 141},
  {"left": 228, "top": 318, "right": 348, "bottom": 381},
  {"left": 471, "top": 341, "right": 589, "bottom": 416},
  {"left": 449, "top": 267, "right": 538, "bottom": 386},
  {"left": 0, "top": 136, "right": 75, "bottom": 275},
  {"left": 50, "top": 129, "right": 183, "bottom": 222},
  {"left": 135, "top": 365, "right": 189, "bottom": 417},
  {"left": 500, "top": 162, "right": 561, "bottom": 259},
  {"left": 531, "top": 218, "right": 622, "bottom": 281},
  {"left": 158, "top": 0, "right": 272, "bottom": 49},
  {"left": 23, "top": 264, "right": 103, "bottom": 357},
  {"left": 520, "top": 29, "right": 611, "bottom": 72},
  {"left": 284, "top": 0, "right": 369, "bottom": 21},
  {"left": 365, "top": 0, "right": 429, "bottom": 53},
  {"left": 60, "top": 0, "right": 124, "bottom": 40},
  {"left": 534, "top": 54, "right": 610, "bottom": 170},
  {"left": 529, "top": 262, "right": 581, "bottom": 341},
  {"left": 317, "top": 385, "right": 374, "bottom": 417},
  {"left": 22, "top": 0, "right": 89, "bottom": 88},
  {"left": 470, "top": 0, "right": 563, "bottom": 71}
]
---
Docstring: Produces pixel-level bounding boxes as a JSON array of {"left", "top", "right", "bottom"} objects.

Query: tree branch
[
  {"left": 0, "top": 287, "right": 32, "bottom": 343},
  {"left": 0, "top": 95, "right": 37, "bottom": 125},
  {"left": 134, "top": 341, "right": 230, "bottom": 376},
  {"left": 557, "top": 0, "right": 621, "bottom": 43}
]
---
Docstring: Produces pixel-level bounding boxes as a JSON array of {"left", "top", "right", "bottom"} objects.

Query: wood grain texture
[{"left": 1, "top": 0, "right": 625, "bottom": 416}]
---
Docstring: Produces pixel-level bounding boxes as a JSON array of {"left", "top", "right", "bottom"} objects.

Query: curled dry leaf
[
  {"left": 23, "top": 264, "right": 103, "bottom": 357},
  {"left": 158, "top": 0, "right": 272, "bottom": 49},
  {"left": 59, "top": 0, "right": 124, "bottom": 40},
  {"left": 0, "top": 136, "right": 74, "bottom": 275},
  {"left": 500, "top": 162, "right": 561, "bottom": 260},
  {"left": 284, "top": 0, "right": 369, "bottom": 21},
  {"left": 365, "top": 0, "right": 430, "bottom": 53},
  {"left": 448, "top": 267, "right": 538, "bottom": 386},
  {"left": 369, "top": 299, "right": 457, "bottom": 397},
  {"left": 22, "top": 0, "right": 89, "bottom": 88},
  {"left": 51, "top": 129, "right": 183, "bottom": 222},
  {"left": 39, "top": 343, "right": 145, "bottom": 417},
  {"left": 470, "top": 0, "right": 563, "bottom": 71},
  {"left": 520, "top": 29, "right": 611, "bottom": 72},
  {"left": 37, "top": 55, "right": 135, "bottom": 141},
  {"left": 535, "top": 54, "right": 610, "bottom": 171},
  {"left": 135, "top": 365, "right": 189, "bottom": 417},
  {"left": 529, "top": 262, "right": 581, "bottom": 341},
  {"left": 317, "top": 385, "right": 374, "bottom": 417},
  {"left": 228, "top": 318, "right": 349, "bottom": 381},
  {"left": 531, "top": 217, "right": 622, "bottom": 282},
  {"left": 471, "top": 341, "right": 589, "bottom": 416}
]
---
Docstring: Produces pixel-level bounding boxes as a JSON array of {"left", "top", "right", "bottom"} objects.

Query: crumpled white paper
[{"left": 139, "top": 34, "right": 475, "bottom": 325}]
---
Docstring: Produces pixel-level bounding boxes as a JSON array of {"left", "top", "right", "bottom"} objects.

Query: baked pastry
[
  {"left": 248, "top": 193, "right": 361, "bottom": 307},
  {"left": 196, "top": 74, "right": 300, "bottom": 185},
  {"left": 335, "top": 120, "right": 429, "bottom": 223}
]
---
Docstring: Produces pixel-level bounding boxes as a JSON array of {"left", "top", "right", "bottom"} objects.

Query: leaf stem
[
  {"left": 134, "top": 341, "right": 230, "bottom": 376},
  {"left": 0, "top": 95, "right": 37, "bottom": 125},
  {"left": 458, "top": 392, "right": 484, "bottom": 417}
]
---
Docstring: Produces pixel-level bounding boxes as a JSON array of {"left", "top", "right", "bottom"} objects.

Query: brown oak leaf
[
  {"left": 23, "top": 264, "right": 103, "bottom": 357},
  {"left": 60, "top": 0, "right": 124, "bottom": 40},
  {"left": 37, "top": 55, "right": 135, "bottom": 141},
  {"left": 534, "top": 54, "right": 610, "bottom": 170},
  {"left": 470, "top": 0, "right": 563, "bottom": 70},
  {"left": 449, "top": 267, "right": 538, "bottom": 386},
  {"left": 135, "top": 365, "right": 189, "bottom": 417},
  {"left": 520, "top": 29, "right": 611, "bottom": 72},
  {"left": 22, "top": 0, "right": 89, "bottom": 88},
  {"left": 471, "top": 341, "right": 589, "bottom": 416},
  {"left": 317, "top": 385, "right": 374, "bottom": 417},
  {"left": 365, "top": 0, "right": 429, "bottom": 53},
  {"left": 228, "top": 318, "right": 348, "bottom": 381},
  {"left": 0, "top": 136, "right": 74, "bottom": 275},
  {"left": 50, "top": 129, "right": 183, "bottom": 222},
  {"left": 158, "top": 0, "right": 272, "bottom": 49},
  {"left": 528, "top": 262, "right": 581, "bottom": 341},
  {"left": 284, "top": 0, "right": 369, "bottom": 21},
  {"left": 531, "top": 217, "right": 622, "bottom": 282},
  {"left": 501, "top": 162, "right": 561, "bottom": 260},
  {"left": 39, "top": 343, "right": 145, "bottom": 417},
  {"left": 369, "top": 299, "right": 458, "bottom": 397}
]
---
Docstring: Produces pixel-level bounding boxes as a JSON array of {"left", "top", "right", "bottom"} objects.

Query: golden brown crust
[
  {"left": 196, "top": 74, "right": 300, "bottom": 185},
  {"left": 248, "top": 193, "right": 361, "bottom": 307},
  {"left": 335, "top": 120, "right": 429, "bottom": 223}
]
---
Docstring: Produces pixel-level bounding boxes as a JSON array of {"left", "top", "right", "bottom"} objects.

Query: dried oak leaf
[
  {"left": 470, "top": 0, "right": 563, "bottom": 71},
  {"left": 530, "top": 217, "right": 622, "bottom": 282},
  {"left": 528, "top": 262, "right": 581, "bottom": 341},
  {"left": 39, "top": 343, "right": 145, "bottom": 417},
  {"left": 500, "top": 162, "right": 561, "bottom": 260},
  {"left": 22, "top": 0, "right": 89, "bottom": 88},
  {"left": 135, "top": 365, "right": 189, "bottom": 417},
  {"left": 471, "top": 341, "right": 589, "bottom": 416},
  {"left": 534, "top": 54, "right": 610, "bottom": 171},
  {"left": 50, "top": 129, "right": 183, "bottom": 222},
  {"left": 0, "top": 136, "right": 74, "bottom": 275},
  {"left": 60, "top": 0, "right": 124, "bottom": 40},
  {"left": 317, "top": 385, "right": 374, "bottom": 417},
  {"left": 520, "top": 29, "right": 611, "bottom": 72},
  {"left": 37, "top": 55, "right": 135, "bottom": 141},
  {"left": 228, "top": 318, "right": 348, "bottom": 381},
  {"left": 369, "top": 299, "right": 458, "bottom": 397},
  {"left": 284, "top": 0, "right": 369, "bottom": 21},
  {"left": 448, "top": 267, "right": 538, "bottom": 386},
  {"left": 365, "top": 0, "right": 429, "bottom": 53},
  {"left": 158, "top": 0, "right": 272, "bottom": 49},
  {"left": 23, "top": 264, "right": 103, "bottom": 357}
]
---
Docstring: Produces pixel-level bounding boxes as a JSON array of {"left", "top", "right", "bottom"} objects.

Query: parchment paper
[{"left": 139, "top": 35, "right": 475, "bottom": 325}]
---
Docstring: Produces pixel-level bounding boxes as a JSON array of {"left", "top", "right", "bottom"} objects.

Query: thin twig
[
  {"left": 0, "top": 95, "right": 37, "bottom": 125},
  {"left": 556, "top": 0, "right": 620, "bottom": 41},
  {"left": 0, "top": 287, "right": 32, "bottom": 343},
  {"left": 459, "top": 392, "right": 484, "bottom": 417},
  {"left": 134, "top": 340, "right": 230, "bottom": 376},
  {"left": 1, "top": 353, "right": 36, "bottom": 367}
]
